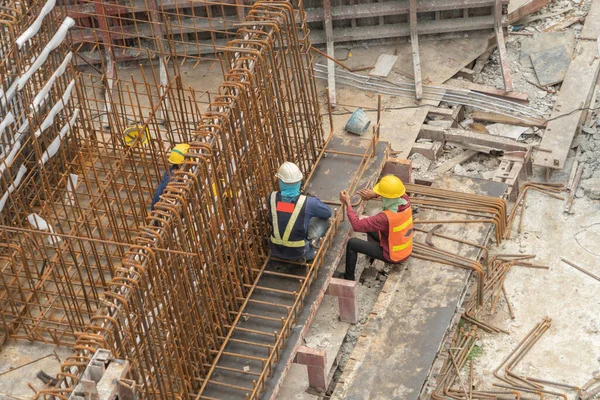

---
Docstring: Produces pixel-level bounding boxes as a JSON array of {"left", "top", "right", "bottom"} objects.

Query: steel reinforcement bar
[{"left": 37, "top": 1, "right": 326, "bottom": 399}]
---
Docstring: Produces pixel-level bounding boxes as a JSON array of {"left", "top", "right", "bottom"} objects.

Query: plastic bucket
[{"left": 344, "top": 108, "right": 371, "bottom": 135}]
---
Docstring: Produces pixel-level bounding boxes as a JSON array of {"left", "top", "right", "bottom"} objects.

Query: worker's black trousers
[{"left": 344, "top": 231, "right": 387, "bottom": 280}]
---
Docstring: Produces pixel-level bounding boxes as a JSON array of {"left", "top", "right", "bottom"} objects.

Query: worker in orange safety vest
[{"left": 338, "top": 175, "right": 413, "bottom": 281}]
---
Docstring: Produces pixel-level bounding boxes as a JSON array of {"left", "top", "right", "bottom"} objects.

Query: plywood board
[
  {"left": 369, "top": 54, "right": 399, "bottom": 77},
  {"left": 534, "top": 41, "right": 600, "bottom": 169}
]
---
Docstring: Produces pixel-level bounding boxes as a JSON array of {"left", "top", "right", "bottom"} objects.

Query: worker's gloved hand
[
  {"left": 339, "top": 190, "right": 351, "bottom": 206},
  {"left": 357, "top": 189, "right": 378, "bottom": 201}
]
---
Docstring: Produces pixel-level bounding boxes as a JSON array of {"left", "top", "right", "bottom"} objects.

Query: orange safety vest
[{"left": 383, "top": 208, "right": 413, "bottom": 262}]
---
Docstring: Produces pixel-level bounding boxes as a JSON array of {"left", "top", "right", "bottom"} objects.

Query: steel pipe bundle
[{"left": 314, "top": 64, "right": 545, "bottom": 123}]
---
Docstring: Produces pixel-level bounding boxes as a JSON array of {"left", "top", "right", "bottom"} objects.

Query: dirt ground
[{"left": 471, "top": 173, "right": 600, "bottom": 395}]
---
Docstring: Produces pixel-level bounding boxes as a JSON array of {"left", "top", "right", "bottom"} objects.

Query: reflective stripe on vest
[
  {"left": 384, "top": 208, "right": 413, "bottom": 262},
  {"left": 270, "top": 192, "right": 307, "bottom": 248}
]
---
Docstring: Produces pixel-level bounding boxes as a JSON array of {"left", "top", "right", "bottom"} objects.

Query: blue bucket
[{"left": 345, "top": 108, "right": 371, "bottom": 135}]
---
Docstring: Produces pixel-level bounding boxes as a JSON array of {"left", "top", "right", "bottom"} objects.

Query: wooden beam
[
  {"left": 308, "top": 15, "right": 497, "bottom": 45},
  {"left": 433, "top": 150, "right": 478, "bottom": 174},
  {"left": 581, "top": 0, "right": 600, "bottom": 40},
  {"left": 507, "top": 0, "right": 551, "bottom": 24},
  {"left": 494, "top": 0, "right": 513, "bottom": 92},
  {"left": 409, "top": 0, "right": 423, "bottom": 100},
  {"left": 444, "top": 79, "right": 528, "bottom": 102},
  {"left": 419, "top": 125, "right": 531, "bottom": 152},
  {"left": 535, "top": 41, "right": 600, "bottom": 170},
  {"left": 472, "top": 111, "right": 547, "bottom": 127},
  {"left": 323, "top": 0, "right": 336, "bottom": 106}
]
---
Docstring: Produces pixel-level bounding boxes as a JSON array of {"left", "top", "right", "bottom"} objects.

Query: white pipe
[
  {"left": 39, "top": 108, "right": 79, "bottom": 165},
  {"left": 17, "top": 17, "right": 75, "bottom": 90},
  {"left": 34, "top": 79, "right": 75, "bottom": 138},
  {"left": 0, "top": 80, "right": 19, "bottom": 109},
  {"left": 0, "top": 141, "right": 21, "bottom": 176},
  {"left": 16, "top": 0, "right": 57, "bottom": 48},
  {"left": 27, "top": 213, "right": 62, "bottom": 245},
  {"left": 32, "top": 52, "right": 73, "bottom": 111},
  {"left": 0, "top": 164, "right": 27, "bottom": 212},
  {"left": 0, "top": 112, "right": 15, "bottom": 141}
]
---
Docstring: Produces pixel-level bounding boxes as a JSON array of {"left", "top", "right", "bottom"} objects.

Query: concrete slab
[
  {"left": 519, "top": 31, "right": 575, "bottom": 69},
  {"left": 331, "top": 176, "right": 506, "bottom": 400},
  {"left": 530, "top": 42, "right": 574, "bottom": 86}
]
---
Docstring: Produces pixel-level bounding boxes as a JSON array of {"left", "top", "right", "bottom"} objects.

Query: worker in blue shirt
[
  {"left": 151, "top": 143, "right": 189, "bottom": 210},
  {"left": 268, "top": 161, "right": 332, "bottom": 261}
]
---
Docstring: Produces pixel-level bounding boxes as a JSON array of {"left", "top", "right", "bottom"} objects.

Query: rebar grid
[
  {"left": 8, "top": 1, "right": 329, "bottom": 399},
  {"left": 61, "top": 0, "right": 252, "bottom": 65}
]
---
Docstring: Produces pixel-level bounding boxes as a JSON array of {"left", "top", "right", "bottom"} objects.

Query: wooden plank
[
  {"left": 369, "top": 54, "right": 399, "bottom": 78},
  {"left": 581, "top": 0, "right": 600, "bottom": 40},
  {"left": 472, "top": 111, "right": 547, "bottom": 127},
  {"left": 544, "top": 15, "right": 585, "bottom": 32},
  {"left": 444, "top": 79, "right": 528, "bottom": 102},
  {"left": 428, "top": 108, "right": 454, "bottom": 119},
  {"left": 517, "top": 7, "right": 572, "bottom": 25},
  {"left": 309, "top": 16, "right": 496, "bottom": 44},
  {"left": 409, "top": 0, "right": 423, "bottom": 100},
  {"left": 507, "top": 0, "right": 551, "bottom": 24},
  {"left": 434, "top": 149, "right": 478, "bottom": 174},
  {"left": 304, "top": 0, "right": 506, "bottom": 23},
  {"left": 534, "top": 41, "right": 600, "bottom": 170},
  {"left": 494, "top": 0, "right": 513, "bottom": 92},
  {"left": 420, "top": 125, "right": 531, "bottom": 152}
]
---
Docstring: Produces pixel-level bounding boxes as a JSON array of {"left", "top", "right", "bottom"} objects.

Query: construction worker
[
  {"left": 268, "top": 161, "right": 332, "bottom": 261},
  {"left": 151, "top": 144, "right": 190, "bottom": 210},
  {"left": 338, "top": 175, "right": 413, "bottom": 281}
]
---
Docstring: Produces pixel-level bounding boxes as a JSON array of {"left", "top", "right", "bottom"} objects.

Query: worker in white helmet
[{"left": 268, "top": 161, "right": 332, "bottom": 261}]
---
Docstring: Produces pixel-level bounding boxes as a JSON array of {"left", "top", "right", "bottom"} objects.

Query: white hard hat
[{"left": 276, "top": 161, "right": 303, "bottom": 183}]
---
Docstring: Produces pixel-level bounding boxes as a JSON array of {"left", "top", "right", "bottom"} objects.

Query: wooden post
[
  {"left": 409, "top": 0, "right": 422, "bottom": 100},
  {"left": 494, "top": 0, "right": 513, "bottom": 92}
]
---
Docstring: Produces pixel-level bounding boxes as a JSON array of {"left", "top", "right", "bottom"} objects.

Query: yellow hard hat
[
  {"left": 168, "top": 144, "right": 190, "bottom": 165},
  {"left": 123, "top": 125, "right": 149, "bottom": 147},
  {"left": 373, "top": 175, "right": 406, "bottom": 199}
]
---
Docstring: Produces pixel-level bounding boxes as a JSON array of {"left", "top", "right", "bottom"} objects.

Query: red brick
[
  {"left": 326, "top": 278, "right": 357, "bottom": 298},
  {"left": 306, "top": 365, "right": 327, "bottom": 392},
  {"left": 294, "top": 346, "right": 326, "bottom": 369},
  {"left": 338, "top": 296, "right": 358, "bottom": 324}
]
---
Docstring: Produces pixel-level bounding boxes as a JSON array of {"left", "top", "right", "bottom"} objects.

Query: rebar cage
[{"left": 1, "top": 0, "right": 324, "bottom": 398}]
